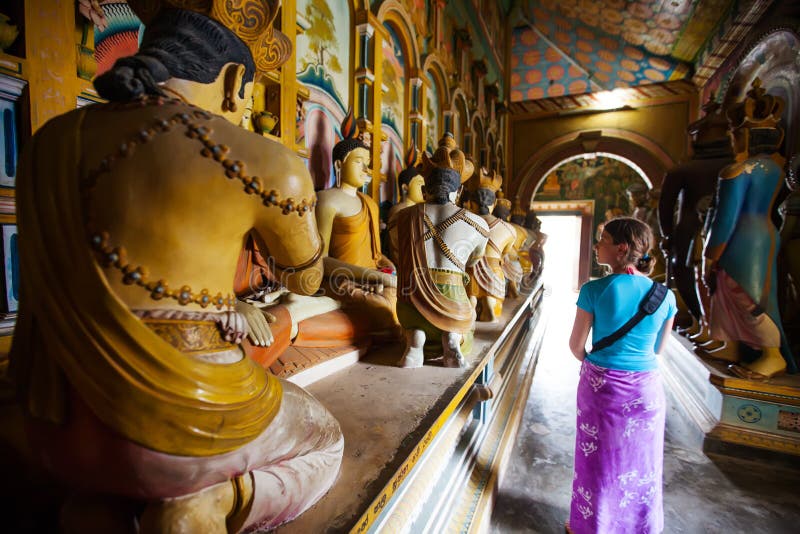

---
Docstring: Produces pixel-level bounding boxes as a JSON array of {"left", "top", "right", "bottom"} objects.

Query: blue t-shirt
[{"left": 576, "top": 274, "right": 677, "bottom": 371}]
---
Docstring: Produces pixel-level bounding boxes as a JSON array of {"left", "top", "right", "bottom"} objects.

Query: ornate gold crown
[
  {"left": 511, "top": 196, "right": 526, "bottom": 218},
  {"left": 480, "top": 168, "right": 503, "bottom": 192},
  {"left": 495, "top": 190, "right": 511, "bottom": 211},
  {"left": 422, "top": 133, "right": 474, "bottom": 184},
  {"left": 127, "top": 0, "right": 291, "bottom": 73},
  {"left": 727, "top": 78, "right": 784, "bottom": 131},
  {"left": 688, "top": 96, "right": 729, "bottom": 143}
]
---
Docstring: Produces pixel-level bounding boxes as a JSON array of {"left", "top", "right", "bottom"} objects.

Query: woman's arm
[
  {"left": 654, "top": 316, "right": 675, "bottom": 354},
  {"left": 569, "top": 308, "right": 593, "bottom": 361}
]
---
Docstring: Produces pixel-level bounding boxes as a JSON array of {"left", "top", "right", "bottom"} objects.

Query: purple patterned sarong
[{"left": 568, "top": 360, "right": 665, "bottom": 534}]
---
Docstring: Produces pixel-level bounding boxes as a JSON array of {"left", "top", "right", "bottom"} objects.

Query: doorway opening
[{"left": 540, "top": 214, "right": 584, "bottom": 295}]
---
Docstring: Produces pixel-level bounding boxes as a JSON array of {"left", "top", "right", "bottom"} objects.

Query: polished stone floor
[{"left": 490, "top": 292, "right": 800, "bottom": 534}]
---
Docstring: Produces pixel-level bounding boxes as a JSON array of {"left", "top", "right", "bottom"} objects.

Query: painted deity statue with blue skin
[{"left": 704, "top": 79, "right": 797, "bottom": 379}]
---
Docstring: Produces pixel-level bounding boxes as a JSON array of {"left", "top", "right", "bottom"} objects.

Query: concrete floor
[{"left": 490, "top": 292, "right": 800, "bottom": 534}]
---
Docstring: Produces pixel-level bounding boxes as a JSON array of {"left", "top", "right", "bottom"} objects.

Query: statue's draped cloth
[
  {"left": 10, "top": 109, "right": 281, "bottom": 457},
  {"left": 329, "top": 191, "right": 382, "bottom": 269},
  {"left": 395, "top": 205, "right": 474, "bottom": 334},
  {"left": 706, "top": 155, "right": 796, "bottom": 372}
]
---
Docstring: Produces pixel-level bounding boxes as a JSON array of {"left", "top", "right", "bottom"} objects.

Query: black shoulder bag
[{"left": 590, "top": 281, "right": 668, "bottom": 353}]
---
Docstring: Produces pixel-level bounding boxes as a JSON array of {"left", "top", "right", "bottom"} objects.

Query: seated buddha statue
[
  {"left": 387, "top": 147, "right": 425, "bottom": 263},
  {"left": 315, "top": 113, "right": 398, "bottom": 334},
  {"left": 464, "top": 169, "right": 519, "bottom": 322},
  {"left": 9, "top": 7, "right": 342, "bottom": 532},
  {"left": 703, "top": 79, "right": 797, "bottom": 379},
  {"left": 492, "top": 190, "right": 525, "bottom": 298},
  {"left": 392, "top": 133, "right": 489, "bottom": 368}
]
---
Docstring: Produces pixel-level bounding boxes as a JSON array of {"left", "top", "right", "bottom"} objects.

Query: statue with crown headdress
[
  {"left": 492, "top": 190, "right": 525, "bottom": 297},
  {"left": 392, "top": 133, "right": 489, "bottom": 368},
  {"left": 386, "top": 145, "right": 425, "bottom": 263},
  {"left": 463, "top": 168, "right": 519, "bottom": 322},
  {"left": 314, "top": 110, "right": 399, "bottom": 334},
  {"left": 8, "top": 2, "right": 345, "bottom": 531},
  {"left": 703, "top": 78, "right": 797, "bottom": 379}
]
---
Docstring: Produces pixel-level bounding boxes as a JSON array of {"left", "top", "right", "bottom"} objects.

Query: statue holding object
[
  {"left": 9, "top": 5, "right": 343, "bottom": 532},
  {"left": 703, "top": 78, "right": 797, "bottom": 379},
  {"left": 393, "top": 133, "right": 489, "bottom": 368}
]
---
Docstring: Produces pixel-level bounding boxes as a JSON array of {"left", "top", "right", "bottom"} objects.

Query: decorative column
[
  {"left": 443, "top": 110, "right": 454, "bottom": 135},
  {"left": 408, "top": 74, "right": 423, "bottom": 152},
  {"left": 354, "top": 20, "right": 375, "bottom": 125},
  {"left": 25, "top": 0, "right": 78, "bottom": 131}
]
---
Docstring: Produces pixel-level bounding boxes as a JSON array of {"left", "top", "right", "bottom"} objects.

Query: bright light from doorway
[{"left": 540, "top": 215, "right": 583, "bottom": 296}]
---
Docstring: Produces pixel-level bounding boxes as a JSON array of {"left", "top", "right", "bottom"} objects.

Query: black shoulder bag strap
[{"left": 590, "top": 281, "right": 668, "bottom": 353}]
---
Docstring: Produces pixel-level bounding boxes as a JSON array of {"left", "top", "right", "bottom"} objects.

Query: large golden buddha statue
[
  {"left": 392, "top": 133, "right": 489, "bottom": 368},
  {"left": 10, "top": 5, "right": 342, "bottom": 531},
  {"left": 464, "top": 169, "right": 519, "bottom": 322},
  {"left": 315, "top": 113, "right": 398, "bottom": 333}
]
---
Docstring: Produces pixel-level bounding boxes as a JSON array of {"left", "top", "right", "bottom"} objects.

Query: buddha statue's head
[
  {"left": 397, "top": 165, "right": 423, "bottom": 203},
  {"left": 492, "top": 191, "right": 512, "bottom": 221},
  {"left": 332, "top": 109, "right": 370, "bottom": 188},
  {"left": 510, "top": 196, "right": 527, "bottom": 226},
  {"left": 94, "top": 7, "right": 274, "bottom": 125},
  {"left": 398, "top": 145, "right": 425, "bottom": 203},
  {"left": 422, "top": 133, "right": 473, "bottom": 204},
  {"left": 525, "top": 210, "right": 542, "bottom": 233},
  {"left": 726, "top": 78, "right": 784, "bottom": 158},
  {"left": 465, "top": 168, "right": 503, "bottom": 216}
]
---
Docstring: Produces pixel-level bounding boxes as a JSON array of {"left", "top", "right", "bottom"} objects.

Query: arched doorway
[{"left": 532, "top": 153, "right": 653, "bottom": 285}]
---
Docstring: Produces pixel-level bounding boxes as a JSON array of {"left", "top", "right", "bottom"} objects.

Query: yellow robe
[
  {"left": 329, "top": 191, "right": 382, "bottom": 269},
  {"left": 10, "top": 107, "right": 281, "bottom": 457}
]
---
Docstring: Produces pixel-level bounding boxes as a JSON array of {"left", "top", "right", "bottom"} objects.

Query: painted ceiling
[{"left": 511, "top": 0, "right": 734, "bottom": 102}]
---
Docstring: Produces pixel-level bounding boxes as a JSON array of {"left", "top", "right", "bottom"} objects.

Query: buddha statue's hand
[{"left": 235, "top": 300, "right": 274, "bottom": 347}]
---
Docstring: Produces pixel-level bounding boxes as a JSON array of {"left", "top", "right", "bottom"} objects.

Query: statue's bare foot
[
  {"left": 688, "top": 326, "right": 712, "bottom": 344},
  {"left": 695, "top": 341, "right": 739, "bottom": 362},
  {"left": 139, "top": 478, "right": 240, "bottom": 534},
  {"left": 730, "top": 347, "right": 787, "bottom": 380},
  {"left": 442, "top": 332, "right": 466, "bottom": 368},
  {"left": 398, "top": 329, "right": 425, "bottom": 368}
]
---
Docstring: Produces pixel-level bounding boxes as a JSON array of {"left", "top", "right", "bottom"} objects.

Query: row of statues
[
  {"left": 659, "top": 79, "right": 797, "bottom": 380},
  {"left": 6, "top": 4, "right": 547, "bottom": 532}
]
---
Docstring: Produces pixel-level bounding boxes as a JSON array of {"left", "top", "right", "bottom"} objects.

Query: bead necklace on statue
[{"left": 81, "top": 95, "right": 320, "bottom": 310}]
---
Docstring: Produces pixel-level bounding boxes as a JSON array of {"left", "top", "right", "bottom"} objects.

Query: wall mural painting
[
  {"left": 305, "top": 104, "right": 338, "bottom": 190},
  {"left": 534, "top": 154, "right": 648, "bottom": 247},
  {"left": 380, "top": 23, "right": 407, "bottom": 204},
  {"left": 94, "top": 1, "right": 143, "bottom": 77},
  {"left": 403, "top": 0, "right": 429, "bottom": 54},
  {"left": 297, "top": 0, "right": 351, "bottom": 111},
  {"left": 425, "top": 70, "right": 440, "bottom": 155},
  {"left": 297, "top": 0, "right": 351, "bottom": 190},
  {"left": 380, "top": 134, "right": 404, "bottom": 204}
]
